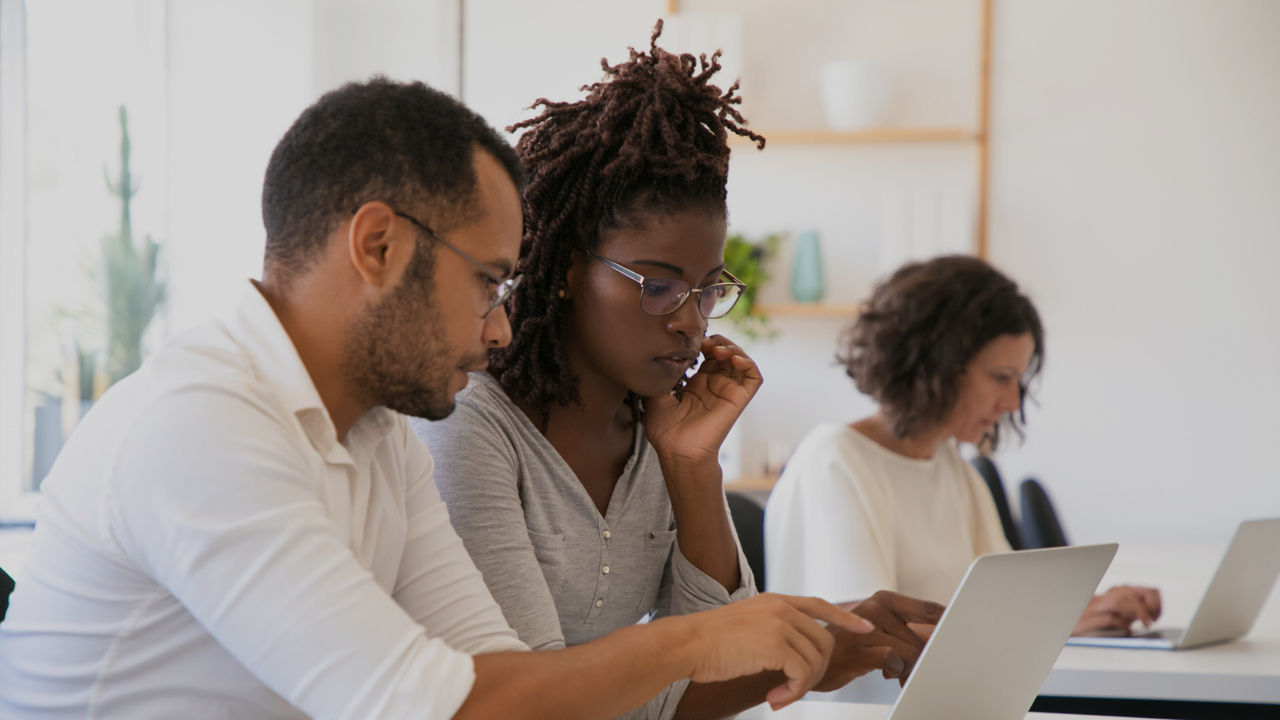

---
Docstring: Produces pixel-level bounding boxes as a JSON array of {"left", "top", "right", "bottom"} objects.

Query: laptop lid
[
  {"left": 1179, "top": 517, "right": 1280, "bottom": 649},
  {"left": 888, "top": 544, "right": 1117, "bottom": 720}
]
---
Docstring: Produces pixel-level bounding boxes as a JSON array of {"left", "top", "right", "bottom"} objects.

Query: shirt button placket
[{"left": 593, "top": 521, "right": 611, "bottom": 617}]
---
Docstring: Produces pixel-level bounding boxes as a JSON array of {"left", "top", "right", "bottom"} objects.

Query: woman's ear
[{"left": 562, "top": 250, "right": 588, "bottom": 300}]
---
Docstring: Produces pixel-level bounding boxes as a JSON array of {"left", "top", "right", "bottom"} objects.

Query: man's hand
[
  {"left": 673, "top": 593, "right": 875, "bottom": 711},
  {"left": 813, "top": 590, "right": 946, "bottom": 692},
  {"left": 1075, "top": 585, "right": 1162, "bottom": 636}
]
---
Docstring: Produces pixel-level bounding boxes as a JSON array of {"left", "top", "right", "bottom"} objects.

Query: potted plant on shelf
[{"left": 720, "top": 232, "right": 780, "bottom": 341}]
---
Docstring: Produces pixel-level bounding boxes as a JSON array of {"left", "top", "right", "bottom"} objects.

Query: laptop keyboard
[{"left": 1131, "top": 627, "right": 1184, "bottom": 641}]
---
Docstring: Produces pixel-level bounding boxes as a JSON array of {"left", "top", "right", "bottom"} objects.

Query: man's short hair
[{"left": 261, "top": 77, "right": 523, "bottom": 281}]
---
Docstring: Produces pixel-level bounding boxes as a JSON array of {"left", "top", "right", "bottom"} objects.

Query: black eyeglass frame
[
  {"left": 574, "top": 245, "right": 747, "bottom": 320},
  {"left": 351, "top": 205, "right": 522, "bottom": 317}
]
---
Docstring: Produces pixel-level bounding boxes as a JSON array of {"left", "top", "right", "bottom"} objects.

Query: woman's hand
[
  {"left": 1074, "top": 585, "right": 1162, "bottom": 636},
  {"left": 645, "top": 334, "right": 763, "bottom": 469},
  {"left": 814, "top": 591, "right": 946, "bottom": 692}
]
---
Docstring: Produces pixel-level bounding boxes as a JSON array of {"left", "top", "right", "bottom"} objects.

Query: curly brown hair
[
  {"left": 838, "top": 255, "right": 1044, "bottom": 450},
  {"left": 488, "top": 20, "right": 763, "bottom": 419}
]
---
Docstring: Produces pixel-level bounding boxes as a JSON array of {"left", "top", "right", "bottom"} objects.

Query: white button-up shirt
[{"left": 0, "top": 283, "right": 525, "bottom": 719}]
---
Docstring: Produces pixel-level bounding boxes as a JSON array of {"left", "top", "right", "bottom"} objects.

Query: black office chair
[
  {"left": 1020, "top": 478, "right": 1069, "bottom": 549},
  {"left": 0, "top": 566, "right": 14, "bottom": 624},
  {"left": 725, "top": 492, "right": 766, "bottom": 593},
  {"left": 970, "top": 456, "right": 1024, "bottom": 550}
]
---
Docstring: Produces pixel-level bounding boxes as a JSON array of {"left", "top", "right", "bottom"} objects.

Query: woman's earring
[{"left": 558, "top": 288, "right": 567, "bottom": 299}]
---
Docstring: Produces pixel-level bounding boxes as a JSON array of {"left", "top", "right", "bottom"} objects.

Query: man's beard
[{"left": 341, "top": 265, "right": 471, "bottom": 422}]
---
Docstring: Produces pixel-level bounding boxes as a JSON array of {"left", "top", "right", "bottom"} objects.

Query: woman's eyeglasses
[{"left": 575, "top": 246, "right": 745, "bottom": 319}]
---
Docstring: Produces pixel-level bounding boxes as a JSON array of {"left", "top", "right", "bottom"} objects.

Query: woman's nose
[{"left": 665, "top": 293, "right": 708, "bottom": 338}]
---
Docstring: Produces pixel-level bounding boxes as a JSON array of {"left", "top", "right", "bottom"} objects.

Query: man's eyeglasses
[
  {"left": 353, "top": 206, "right": 522, "bottom": 317},
  {"left": 575, "top": 246, "right": 746, "bottom": 320}
]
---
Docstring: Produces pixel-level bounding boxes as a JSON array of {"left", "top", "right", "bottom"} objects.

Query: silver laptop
[
  {"left": 1066, "top": 517, "right": 1280, "bottom": 650},
  {"left": 885, "top": 544, "right": 1117, "bottom": 720}
]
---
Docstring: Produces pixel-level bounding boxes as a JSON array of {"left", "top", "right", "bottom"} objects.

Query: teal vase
[{"left": 790, "top": 231, "right": 825, "bottom": 303}]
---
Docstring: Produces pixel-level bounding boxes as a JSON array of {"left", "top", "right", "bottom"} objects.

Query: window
[
  {"left": 1, "top": 0, "right": 168, "bottom": 520},
  {"left": 0, "top": 1, "right": 461, "bottom": 521}
]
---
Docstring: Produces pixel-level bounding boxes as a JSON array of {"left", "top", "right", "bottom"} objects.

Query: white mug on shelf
[{"left": 819, "top": 61, "right": 892, "bottom": 131}]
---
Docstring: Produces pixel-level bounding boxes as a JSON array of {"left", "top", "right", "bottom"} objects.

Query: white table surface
[{"left": 737, "top": 700, "right": 1143, "bottom": 720}]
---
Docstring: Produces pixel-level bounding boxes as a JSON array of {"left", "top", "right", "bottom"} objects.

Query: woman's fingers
[
  {"left": 1128, "top": 586, "right": 1162, "bottom": 621},
  {"left": 1098, "top": 587, "right": 1155, "bottom": 627},
  {"left": 688, "top": 336, "right": 762, "bottom": 402}
]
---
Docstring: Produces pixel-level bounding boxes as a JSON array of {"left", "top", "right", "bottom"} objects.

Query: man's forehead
[{"left": 443, "top": 151, "right": 522, "bottom": 273}]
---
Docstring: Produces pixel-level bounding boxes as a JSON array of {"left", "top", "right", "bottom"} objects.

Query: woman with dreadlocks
[{"left": 412, "top": 23, "right": 942, "bottom": 719}]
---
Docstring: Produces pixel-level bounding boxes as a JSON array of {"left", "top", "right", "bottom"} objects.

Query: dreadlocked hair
[{"left": 489, "top": 19, "right": 764, "bottom": 422}]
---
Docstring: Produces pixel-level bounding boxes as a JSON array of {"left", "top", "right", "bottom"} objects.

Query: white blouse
[{"left": 765, "top": 423, "right": 1011, "bottom": 605}]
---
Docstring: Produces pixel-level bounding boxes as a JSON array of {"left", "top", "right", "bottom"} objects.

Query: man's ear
[{"left": 348, "top": 202, "right": 411, "bottom": 288}]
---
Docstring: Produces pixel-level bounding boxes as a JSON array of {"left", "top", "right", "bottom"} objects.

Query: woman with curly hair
[
  {"left": 765, "top": 255, "right": 1161, "bottom": 637},
  {"left": 412, "top": 22, "right": 943, "bottom": 720}
]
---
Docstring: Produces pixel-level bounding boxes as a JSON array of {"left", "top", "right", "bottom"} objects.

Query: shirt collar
[{"left": 227, "top": 280, "right": 396, "bottom": 466}]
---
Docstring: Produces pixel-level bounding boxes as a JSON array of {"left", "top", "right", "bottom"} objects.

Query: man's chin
[
  {"left": 451, "top": 368, "right": 473, "bottom": 393},
  {"left": 385, "top": 395, "right": 457, "bottom": 422}
]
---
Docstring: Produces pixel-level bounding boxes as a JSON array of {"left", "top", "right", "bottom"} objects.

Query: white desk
[
  {"left": 737, "top": 699, "right": 1142, "bottom": 720},
  {"left": 1040, "top": 541, "right": 1280, "bottom": 707}
]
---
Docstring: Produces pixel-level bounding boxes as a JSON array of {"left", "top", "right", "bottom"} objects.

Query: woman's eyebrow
[
  {"left": 630, "top": 259, "right": 686, "bottom": 276},
  {"left": 628, "top": 260, "right": 728, "bottom": 279}
]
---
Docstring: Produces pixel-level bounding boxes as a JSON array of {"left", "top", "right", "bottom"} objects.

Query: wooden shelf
[
  {"left": 724, "top": 474, "right": 779, "bottom": 493},
  {"left": 754, "top": 303, "right": 861, "bottom": 318},
  {"left": 730, "top": 127, "right": 978, "bottom": 146}
]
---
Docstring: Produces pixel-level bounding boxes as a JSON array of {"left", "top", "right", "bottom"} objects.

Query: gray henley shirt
[{"left": 411, "top": 372, "right": 756, "bottom": 720}]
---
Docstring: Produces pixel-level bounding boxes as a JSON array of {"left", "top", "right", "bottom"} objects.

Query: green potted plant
[
  {"left": 99, "top": 105, "right": 167, "bottom": 385},
  {"left": 35, "top": 107, "right": 166, "bottom": 489},
  {"left": 720, "top": 232, "right": 780, "bottom": 341}
]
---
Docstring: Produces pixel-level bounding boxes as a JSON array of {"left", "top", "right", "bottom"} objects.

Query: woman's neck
[
  {"left": 851, "top": 412, "right": 949, "bottom": 460},
  {"left": 517, "top": 349, "right": 636, "bottom": 518},
  {"left": 516, "top": 346, "right": 635, "bottom": 452},
  {"left": 544, "top": 373, "right": 634, "bottom": 442}
]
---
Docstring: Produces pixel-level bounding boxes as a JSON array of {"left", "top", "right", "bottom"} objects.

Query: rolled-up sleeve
[{"left": 656, "top": 495, "right": 757, "bottom": 620}]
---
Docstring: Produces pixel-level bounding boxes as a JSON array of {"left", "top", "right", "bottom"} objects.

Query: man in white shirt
[{"left": 0, "top": 78, "right": 898, "bottom": 719}]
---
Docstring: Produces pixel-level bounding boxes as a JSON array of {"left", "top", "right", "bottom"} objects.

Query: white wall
[
  {"left": 164, "top": 0, "right": 460, "bottom": 332},
  {"left": 985, "top": 0, "right": 1280, "bottom": 543},
  {"left": 311, "top": 0, "right": 459, "bottom": 97},
  {"left": 463, "top": 0, "right": 664, "bottom": 132},
  {"left": 165, "top": 0, "right": 314, "bottom": 331}
]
